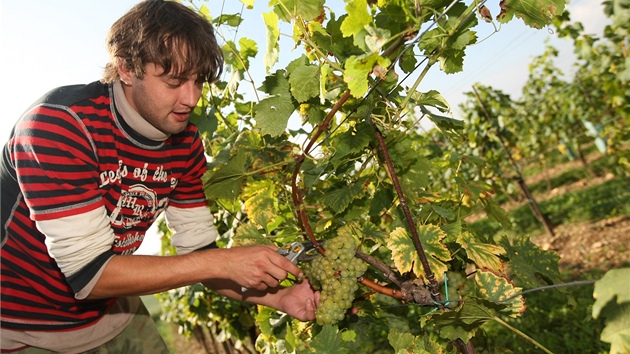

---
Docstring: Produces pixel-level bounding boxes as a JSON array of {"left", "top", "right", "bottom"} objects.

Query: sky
[
  {"left": 0, "top": 0, "right": 610, "bottom": 254},
  {"left": 0, "top": 0, "right": 610, "bottom": 143}
]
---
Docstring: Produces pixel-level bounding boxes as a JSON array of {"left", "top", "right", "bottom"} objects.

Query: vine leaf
[
  {"left": 499, "top": 235, "right": 561, "bottom": 289},
  {"left": 497, "top": 0, "right": 566, "bottom": 29},
  {"left": 329, "top": 122, "right": 374, "bottom": 167},
  {"left": 592, "top": 268, "right": 630, "bottom": 354},
  {"left": 388, "top": 328, "right": 446, "bottom": 354},
  {"left": 232, "top": 223, "right": 271, "bottom": 246},
  {"left": 306, "top": 324, "right": 349, "bottom": 354},
  {"left": 457, "top": 232, "right": 505, "bottom": 272},
  {"left": 202, "top": 149, "right": 248, "bottom": 200},
  {"left": 340, "top": 0, "right": 371, "bottom": 38},
  {"left": 243, "top": 180, "right": 277, "bottom": 230},
  {"left": 598, "top": 302, "right": 630, "bottom": 354},
  {"left": 322, "top": 177, "right": 366, "bottom": 214},
  {"left": 272, "top": 0, "right": 325, "bottom": 22},
  {"left": 593, "top": 268, "right": 630, "bottom": 318},
  {"left": 255, "top": 70, "right": 298, "bottom": 136},
  {"left": 482, "top": 198, "right": 512, "bottom": 228},
  {"left": 475, "top": 269, "right": 525, "bottom": 317},
  {"left": 263, "top": 11, "right": 280, "bottom": 72},
  {"left": 344, "top": 53, "right": 390, "bottom": 97},
  {"left": 409, "top": 89, "right": 450, "bottom": 113},
  {"left": 288, "top": 64, "right": 320, "bottom": 102},
  {"left": 431, "top": 297, "right": 503, "bottom": 342},
  {"left": 388, "top": 225, "right": 450, "bottom": 281}
]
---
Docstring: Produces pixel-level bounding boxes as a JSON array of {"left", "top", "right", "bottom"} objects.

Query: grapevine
[{"left": 306, "top": 233, "right": 368, "bottom": 325}]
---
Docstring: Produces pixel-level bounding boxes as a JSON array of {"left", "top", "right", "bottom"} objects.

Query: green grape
[{"left": 311, "top": 233, "right": 368, "bottom": 326}]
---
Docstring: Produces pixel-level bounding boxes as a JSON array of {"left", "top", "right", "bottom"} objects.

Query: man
[{"left": 0, "top": 1, "right": 318, "bottom": 352}]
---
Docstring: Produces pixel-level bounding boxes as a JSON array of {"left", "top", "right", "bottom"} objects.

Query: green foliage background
[{"left": 154, "top": 0, "right": 630, "bottom": 352}]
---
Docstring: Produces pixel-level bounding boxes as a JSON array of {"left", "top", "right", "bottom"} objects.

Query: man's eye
[{"left": 166, "top": 81, "right": 183, "bottom": 88}]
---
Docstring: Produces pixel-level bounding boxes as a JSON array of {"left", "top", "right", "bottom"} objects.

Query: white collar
[{"left": 113, "top": 80, "right": 169, "bottom": 141}]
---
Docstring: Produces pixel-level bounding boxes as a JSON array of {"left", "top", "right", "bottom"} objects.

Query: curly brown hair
[{"left": 102, "top": 0, "right": 223, "bottom": 84}]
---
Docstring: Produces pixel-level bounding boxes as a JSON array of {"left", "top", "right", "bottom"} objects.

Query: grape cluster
[{"left": 307, "top": 234, "right": 368, "bottom": 325}]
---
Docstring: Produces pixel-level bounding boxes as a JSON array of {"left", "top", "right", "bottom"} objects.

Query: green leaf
[
  {"left": 410, "top": 90, "right": 451, "bottom": 112},
  {"left": 430, "top": 204, "right": 456, "bottom": 220},
  {"left": 263, "top": 11, "right": 280, "bottom": 72},
  {"left": 330, "top": 122, "right": 374, "bottom": 167},
  {"left": 296, "top": 0, "right": 326, "bottom": 21},
  {"left": 202, "top": 150, "right": 248, "bottom": 200},
  {"left": 243, "top": 180, "right": 277, "bottom": 230},
  {"left": 255, "top": 70, "right": 298, "bottom": 137},
  {"left": 255, "top": 306, "right": 276, "bottom": 338},
  {"left": 497, "top": 0, "right": 566, "bottom": 29},
  {"left": 482, "top": 199, "right": 512, "bottom": 229},
  {"left": 438, "top": 48, "right": 465, "bottom": 74},
  {"left": 424, "top": 111, "right": 465, "bottom": 131},
  {"left": 593, "top": 268, "right": 630, "bottom": 319},
  {"left": 340, "top": 0, "right": 371, "bottom": 38},
  {"left": 431, "top": 297, "right": 500, "bottom": 342},
  {"left": 288, "top": 64, "right": 320, "bottom": 102},
  {"left": 271, "top": 0, "right": 325, "bottom": 22},
  {"left": 475, "top": 269, "right": 525, "bottom": 317},
  {"left": 307, "top": 325, "right": 349, "bottom": 354},
  {"left": 322, "top": 178, "right": 366, "bottom": 214},
  {"left": 214, "top": 13, "right": 244, "bottom": 27},
  {"left": 457, "top": 232, "right": 505, "bottom": 272},
  {"left": 388, "top": 328, "right": 416, "bottom": 353},
  {"left": 387, "top": 328, "right": 446, "bottom": 354},
  {"left": 388, "top": 225, "right": 450, "bottom": 280},
  {"left": 238, "top": 37, "right": 258, "bottom": 66},
  {"left": 599, "top": 302, "right": 630, "bottom": 354},
  {"left": 499, "top": 235, "right": 561, "bottom": 288},
  {"left": 440, "top": 220, "right": 462, "bottom": 242},
  {"left": 255, "top": 95, "right": 296, "bottom": 137},
  {"left": 591, "top": 269, "right": 630, "bottom": 354}
]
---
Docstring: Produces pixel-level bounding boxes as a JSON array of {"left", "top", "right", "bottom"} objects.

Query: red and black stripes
[{"left": 1, "top": 81, "right": 208, "bottom": 331}]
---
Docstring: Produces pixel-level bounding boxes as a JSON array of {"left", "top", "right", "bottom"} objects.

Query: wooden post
[{"left": 472, "top": 86, "right": 555, "bottom": 238}]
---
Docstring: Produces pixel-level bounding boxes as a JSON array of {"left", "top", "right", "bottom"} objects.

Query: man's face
[{"left": 122, "top": 63, "right": 203, "bottom": 135}]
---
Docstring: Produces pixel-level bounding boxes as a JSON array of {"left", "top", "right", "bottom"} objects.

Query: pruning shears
[
  {"left": 241, "top": 240, "right": 324, "bottom": 292},
  {"left": 276, "top": 239, "right": 325, "bottom": 264}
]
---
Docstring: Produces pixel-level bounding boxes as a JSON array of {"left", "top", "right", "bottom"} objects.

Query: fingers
[{"left": 269, "top": 251, "right": 303, "bottom": 279}]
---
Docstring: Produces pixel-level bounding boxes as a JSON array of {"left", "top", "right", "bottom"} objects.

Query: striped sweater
[{"left": 1, "top": 81, "right": 216, "bottom": 332}]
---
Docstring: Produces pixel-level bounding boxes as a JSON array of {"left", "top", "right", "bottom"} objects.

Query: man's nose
[{"left": 180, "top": 80, "right": 202, "bottom": 107}]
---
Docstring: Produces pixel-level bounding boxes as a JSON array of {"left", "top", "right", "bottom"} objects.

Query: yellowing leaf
[
  {"left": 263, "top": 11, "right": 280, "bottom": 72},
  {"left": 475, "top": 269, "right": 525, "bottom": 317},
  {"left": 239, "top": 0, "right": 254, "bottom": 9},
  {"left": 387, "top": 225, "right": 450, "bottom": 280},
  {"left": 340, "top": 0, "right": 371, "bottom": 38},
  {"left": 344, "top": 53, "right": 378, "bottom": 97},
  {"left": 593, "top": 268, "right": 630, "bottom": 319},
  {"left": 457, "top": 232, "right": 505, "bottom": 273},
  {"left": 242, "top": 180, "right": 277, "bottom": 230},
  {"left": 233, "top": 223, "right": 270, "bottom": 246}
]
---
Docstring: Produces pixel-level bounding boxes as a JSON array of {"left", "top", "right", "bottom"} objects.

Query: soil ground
[{"left": 497, "top": 152, "right": 630, "bottom": 275}]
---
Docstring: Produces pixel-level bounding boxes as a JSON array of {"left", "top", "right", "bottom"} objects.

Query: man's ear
[{"left": 118, "top": 62, "right": 133, "bottom": 85}]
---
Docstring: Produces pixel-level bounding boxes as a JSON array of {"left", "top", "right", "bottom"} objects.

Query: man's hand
[
  {"left": 221, "top": 245, "right": 303, "bottom": 291},
  {"left": 275, "top": 279, "right": 320, "bottom": 321}
]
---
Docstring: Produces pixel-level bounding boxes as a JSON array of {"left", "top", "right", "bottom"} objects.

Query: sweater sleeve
[
  {"left": 36, "top": 206, "right": 116, "bottom": 297},
  {"left": 165, "top": 205, "right": 219, "bottom": 255}
]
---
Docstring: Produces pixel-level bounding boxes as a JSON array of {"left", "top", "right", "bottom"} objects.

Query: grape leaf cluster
[{"left": 306, "top": 234, "right": 368, "bottom": 325}]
